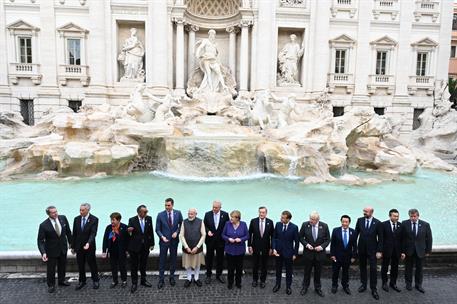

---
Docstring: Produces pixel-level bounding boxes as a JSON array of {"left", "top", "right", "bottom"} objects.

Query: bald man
[
  {"left": 203, "top": 200, "right": 229, "bottom": 284},
  {"left": 355, "top": 206, "right": 383, "bottom": 300}
]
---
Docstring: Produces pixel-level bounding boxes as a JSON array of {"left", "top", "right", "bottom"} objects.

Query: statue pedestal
[{"left": 193, "top": 92, "right": 232, "bottom": 114}]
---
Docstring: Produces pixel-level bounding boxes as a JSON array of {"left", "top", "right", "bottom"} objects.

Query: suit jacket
[
  {"left": 248, "top": 217, "right": 274, "bottom": 252},
  {"left": 330, "top": 227, "right": 357, "bottom": 262},
  {"left": 72, "top": 214, "right": 98, "bottom": 252},
  {"left": 299, "top": 221, "right": 330, "bottom": 261},
  {"left": 102, "top": 223, "right": 130, "bottom": 256},
  {"left": 381, "top": 220, "right": 403, "bottom": 258},
  {"left": 272, "top": 222, "right": 299, "bottom": 259},
  {"left": 203, "top": 210, "right": 229, "bottom": 247},
  {"left": 156, "top": 209, "right": 183, "bottom": 246},
  {"left": 355, "top": 217, "right": 383, "bottom": 255},
  {"left": 401, "top": 219, "right": 432, "bottom": 258},
  {"left": 128, "top": 216, "right": 155, "bottom": 253},
  {"left": 37, "top": 215, "right": 72, "bottom": 258}
]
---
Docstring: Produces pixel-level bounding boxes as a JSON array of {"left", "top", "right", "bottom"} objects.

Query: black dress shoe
[
  {"left": 286, "top": 288, "right": 292, "bottom": 295},
  {"left": 93, "top": 281, "right": 100, "bottom": 290},
  {"left": 216, "top": 276, "right": 225, "bottom": 284},
  {"left": 48, "top": 286, "right": 56, "bottom": 293},
  {"left": 228, "top": 283, "right": 233, "bottom": 290},
  {"left": 195, "top": 279, "right": 202, "bottom": 287},
  {"left": 272, "top": 285, "right": 280, "bottom": 293},
  {"left": 110, "top": 282, "right": 118, "bottom": 289},
  {"left": 169, "top": 277, "right": 176, "bottom": 286},
  {"left": 331, "top": 286, "right": 338, "bottom": 294},
  {"left": 205, "top": 276, "right": 211, "bottom": 284},
  {"left": 406, "top": 284, "right": 412, "bottom": 291},
  {"left": 184, "top": 280, "right": 191, "bottom": 288},
  {"left": 315, "top": 289, "right": 324, "bottom": 297},
  {"left": 260, "top": 282, "right": 266, "bottom": 289},
  {"left": 131, "top": 284, "right": 137, "bottom": 293},
  {"left": 358, "top": 285, "right": 367, "bottom": 293},
  {"left": 157, "top": 280, "right": 164, "bottom": 289},
  {"left": 121, "top": 281, "right": 127, "bottom": 288},
  {"left": 236, "top": 283, "right": 242, "bottom": 289},
  {"left": 382, "top": 283, "right": 389, "bottom": 292},
  {"left": 75, "top": 282, "right": 86, "bottom": 290},
  {"left": 415, "top": 285, "right": 425, "bottom": 293},
  {"left": 390, "top": 284, "right": 401, "bottom": 292},
  {"left": 252, "top": 281, "right": 258, "bottom": 287},
  {"left": 141, "top": 280, "right": 152, "bottom": 288},
  {"left": 300, "top": 287, "right": 308, "bottom": 295},
  {"left": 343, "top": 287, "right": 351, "bottom": 295},
  {"left": 372, "top": 290, "right": 380, "bottom": 300},
  {"left": 58, "top": 281, "right": 70, "bottom": 287}
]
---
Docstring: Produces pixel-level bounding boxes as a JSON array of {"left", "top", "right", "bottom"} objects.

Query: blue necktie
[
  {"left": 81, "top": 217, "right": 86, "bottom": 230},
  {"left": 343, "top": 229, "right": 348, "bottom": 248},
  {"left": 140, "top": 218, "right": 145, "bottom": 233},
  {"left": 365, "top": 219, "right": 369, "bottom": 229}
]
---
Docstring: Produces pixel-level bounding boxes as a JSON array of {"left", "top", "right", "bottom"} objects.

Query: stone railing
[
  {"left": 331, "top": 0, "right": 357, "bottom": 18},
  {"left": 58, "top": 64, "right": 90, "bottom": 86},
  {"left": 373, "top": 0, "right": 399, "bottom": 20},
  {"left": 408, "top": 75, "right": 434, "bottom": 95},
  {"left": 327, "top": 73, "right": 354, "bottom": 94},
  {"left": 414, "top": 0, "right": 440, "bottom": 22},
  {"left": 368, "top": 74, "right": 395, "bottom": 94},
  {"left": 8, "top": 63, "right": 42, "bottom": 85}
]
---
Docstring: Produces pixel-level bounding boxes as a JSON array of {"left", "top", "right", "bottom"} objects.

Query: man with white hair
[
  {"left": 71, "top": 203, "right": 100, "bottom": 290},
  {"left": 299, "top": 211, "right": 330, "bottom": 297},
  {"left": 180, "top": 208, "right": 206, "bottom": 287}
]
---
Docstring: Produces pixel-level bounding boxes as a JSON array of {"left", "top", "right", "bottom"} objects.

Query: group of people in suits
[{"left": 38, "top": 200, "right": 432, "bottom": 301}]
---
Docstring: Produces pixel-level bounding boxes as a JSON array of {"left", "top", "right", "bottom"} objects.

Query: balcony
[
  {"left": 8, "top": 63, "right": 42, "bottom": 85},
  {"left": 408, "top": 75, "right": 434, "bottom": 95},
  {"left": 367, "top": 74, "right": 395, "bottom": 95},
  {"left": 327, "top": 73, "right": 354, "bottom": 94},
  {"left": 330, "top": 0, "right": 357, "bottom": 19},
  {"left": 372, "top": 0, "right": 399, "bottom": 21},
  {"left": 414, "top": 0, "right": 440, "bottom": 23},
  {"left": 58, "top": 65, "right": 90, "bottom": 86}
]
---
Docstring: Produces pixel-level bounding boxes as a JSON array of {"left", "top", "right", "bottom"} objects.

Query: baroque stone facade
[{"left": 0, "top": 0, "right": 453, "bottom": 138}]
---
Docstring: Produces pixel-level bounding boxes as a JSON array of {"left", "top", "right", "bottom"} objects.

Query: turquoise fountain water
[{"left": 0, "top": 169, "right": 456, "bottom": 251}]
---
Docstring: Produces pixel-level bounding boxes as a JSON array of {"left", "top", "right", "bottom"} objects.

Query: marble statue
[
  {"left": 270, "top": 93, "right": 297, "bottom": 128},
  {"left": 118, "top": 28, "right": 145, "bottom": 82},
  {"left": 149, "top": 94, "right": 181, "bottom": 123},
  {"left": 124, "top": 84, "right": 155, "bottom": 122},
  {"left": 277, "top": 34, "right": 304, "bottom": 86},
  {"left": 195, "top": 29, "right": 229, "bottom": 94},
  {"left": 250, "top": 91, "right": 273, "bottom": 129}
]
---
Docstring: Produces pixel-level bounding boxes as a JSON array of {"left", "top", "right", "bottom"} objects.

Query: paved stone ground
[{"left": 0, "top": 269, "right": 456, "bottom": 304}]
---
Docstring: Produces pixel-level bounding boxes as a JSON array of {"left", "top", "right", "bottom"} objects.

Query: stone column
[
  {"left": 186, "top": 25, "right": 199, "bottom": 78},
  {"left": 254, "top": 0, "right": 274, "bottom": 90},
  {"left": 174, "top": 17, "right": 185, "bottom": 94},
  {"left": 147, "top": 0, "right": 168, "bottom": 91},
  {"left": 239, "top": 21, "right": 251, "bottom": 92},
  {"left": 87, "top": 0, "right": 106, "bottom": 87},
  {"left": 39, "top": 0, "right": 58, "bottom": 86},
  {"left": 226, "top": 26, "right": 237, "bottom": 76},
  {"left": 0, "top": 0, "right": 8, "bottom": 86}
]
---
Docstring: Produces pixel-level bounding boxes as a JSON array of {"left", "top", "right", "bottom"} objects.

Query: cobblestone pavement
[{"left": 0, "top": 270, "right": 456, "bottom": 304}]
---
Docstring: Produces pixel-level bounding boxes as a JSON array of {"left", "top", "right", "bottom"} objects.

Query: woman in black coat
[{"left": 102, "top": 212, "right": 130, "bottom": 288}]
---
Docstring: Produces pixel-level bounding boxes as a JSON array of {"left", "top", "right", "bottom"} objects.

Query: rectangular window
[
  {"left": 453, "top": 13, "right": 457, "bottom": 31},
  {"left": 413, "top": 108, "right": 424, "bottom": 130},
  {"left": 451, "top": 46, "right": 456, "bottom": 58},
  {"left": 20, "top": 99, "right": 34, "bottom": 126},
  {"left": 67, "top": 38, "right": 81, "bottom": 65},
  {"left": 333, "top": 106, "right": 345, "bottom": 117},
  {"left": 375, "top": 51, "right": 387, "bottom": 75},
  {"left": 416, "top": 52, "right": 427, "bottom": 76},
  {"left": 68, "top": 100, "right": 82, "bottom": 113},
  {"left": 374, "top": 107, "right": 385, "bottom": 116},
  {"left": 18, "top": 37, "right": 32, "bottom": 64},
  {"left": 334, "top": 49, "right": 346, "bottom": 74}
]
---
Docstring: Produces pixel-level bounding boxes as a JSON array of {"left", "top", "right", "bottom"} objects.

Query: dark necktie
[
  {"left": 365, "top": 219, "right": 369, "bottom": 229},
  {"left": 412, "top": 222, "right": 417, "bottom": 237},
  {"left": 393, "top": 223, "right": 397, "bottom": 232},
  {"left": 283, "top": 224, "right": 286, "bottom": 232},
  {"left": 81, "top": 217, "right": 86, "bottom": 230},
  {"left": 168, "top": 212, "right": 172, "bottom": 227}
]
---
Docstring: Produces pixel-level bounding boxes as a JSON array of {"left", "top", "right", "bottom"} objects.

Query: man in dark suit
[
  {"left": 127, "top": 205, "right": 155, "bottom": 293},
  {"left": 401, "top": 208, "right": 432, "bottom": 293},
  {"left": 248, "top": 206, "right": 274, "bottom": 288},
  {"left": 381, "top": 209, "right": 403, "bottom": 292},
  {"left": 355, "top": 206, "right": 383, "bottom": 300},
  {"left": 37, "top": 206, "right": 72, "bottom": 293},
  {"left": 272, "top": 210, "right": 299, "bottom": 295},
  {"left": 71, "top": 203, "right": 100, "bottom": 290},
  {"left": 156, "top": 197, "right": 183, "bottom": 289},
  {"left": 203, "top": 200, "right": 229, "bottom": 284},
  {"left": 330, "top": 215, "right": 357, "bottom": 295},
  {"left": 299, "top": 211, "right": 330, "bottom": 297}
]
